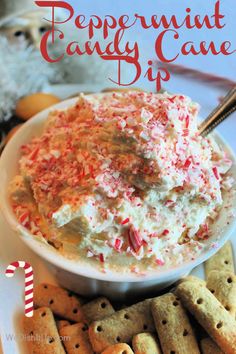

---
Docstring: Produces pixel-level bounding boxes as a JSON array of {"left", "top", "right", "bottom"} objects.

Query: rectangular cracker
[
  {"left": 34, "top": 283, "right": 84, "bottom": 322},
  {"left": 200, "top": 337, "right": 224, "bottom": 354},
  {"left": 88, "top": 299, "right": 155, "bottom": 353},
  {"left": 81, "top": 297, "right": 115, "bottom": 324},
  {"left": 206, "top": 271, "right": 236, "bottom": 318},
  {"left": 23, "top": 307, "right": 66, "bottom": 354},
  {"left": 176, "top": 281, "right": 236, "bottom": 354},
  {"left": 57, "top": 320, "right": 71, "bottom": 331},
  {"left": 151, "top": 293, "right": 200, "bottom": 354},
  {"left": 205, "top": 241, "right": 234, "bottom": 278},
  {"left": 60, "top": 323, "right": 94, "bottom": 354},
  {"left": 176, "top": 275, "right": 206, "bottom": 286},
  {"left": 101, "top": 343, "right": 134, "bottom": 353},
  {"left": 132, "top": 332, "right": 161, "bottom": 354}
]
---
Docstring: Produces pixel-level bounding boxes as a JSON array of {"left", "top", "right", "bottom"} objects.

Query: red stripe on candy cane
[
  {"left": 25, "top": 306, "right": 34, "bottom": 316},
  {"left": 25, "top": 297, "right": 33, "bottom": 306},
  {"left": 5, "top": 261, "right": 34, "bottom": 317},
  {"left": 25, "top": 291, "right": 33, "bottom": 298},
  {"left": 25, "top": 272, "right": 33, "bottom": 280}
]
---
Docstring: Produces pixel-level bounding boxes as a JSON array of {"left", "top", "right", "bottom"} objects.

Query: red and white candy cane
[
  {"left": 155, "top": 61, "right": 236, "bottom": 89},
  {"left": 5, "top": 261, "right": 34, "bottom": 317}
]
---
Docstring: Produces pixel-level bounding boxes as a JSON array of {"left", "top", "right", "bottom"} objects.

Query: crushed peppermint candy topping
[
  {"left": 10, "top": 91, "right": 235, "bottom": 270},
  {"left": 121, "top": 218, "right": 130, "bottom": 225},
  {"left": 128, "top": 226, "right": 143, "bottom": 253}
]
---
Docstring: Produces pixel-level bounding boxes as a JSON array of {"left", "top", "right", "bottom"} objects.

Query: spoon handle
[{"left": 199, "top": 87, "right": 236, "bottom": 136}]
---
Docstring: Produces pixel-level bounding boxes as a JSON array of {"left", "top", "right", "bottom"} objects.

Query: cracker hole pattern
[
  {"left": 82, "top": 324, "right": 88, "bottom": 331},
  {"left": 49, "top": 299, "right": 54, "bottom": 305},
  {"left": 162, "top": 320, "right": 167, "bottom": 325},
  {"left": 101, "top": 302, "right": 107, "bottom": 309},
  {"left": 225, "top": 305, "right": 231, "bottom": 311},
  {"left": 124, "top": 313, "right": 130, "bottom": 320},
  {"left": 216, "top": 321, "right": 223, "bottom": 329},
  {"left": 227, "top": 277, "right": 233, "bottom": 284},
  {"left": 122, "top": 351, "right": 128, "bottom": 354},
  {"left": 73, "top": 308, "right": 78, "bottom": 314},
  {"left": 170, "top": 351, "right": 176, "bottom": 354},
  {"left": 75, "top": 343, "right": 80, "bottom": 349},
  {"left": 44, "top": 285, "right": 48, "bottom": 289},
  {"left": 48, "top": 337, "right": 55, "bottom": 344},
  {"left": 143, "top": 324, "right": 148, "bottom": 330},
  {"left": 116, "top": 336, "right": 121, "bottom": 342},
  {"left": 173, "top": 301, "right": 179, "bottom": 307},
  {"left": 197, "top": 298, "right": 203, "bottom": 305},
  {"left": 224, "top": 260, "right": 229, "bottom": 265},
  {"left": 210, "top": 289, "right": 215, "bottom": 294},
  {"left": 183, "top": 329, "right": 188, "bottom": 336},
  {"left": 96, "top": 326, "right": 103, "bottom": 332},
  {"left": 41, "top": 312, "right": 46, "bottom": 317}
]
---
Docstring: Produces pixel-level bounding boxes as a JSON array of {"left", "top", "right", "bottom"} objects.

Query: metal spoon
[{"left": 199, "top": 86, "right": 236, "bottom": 136}]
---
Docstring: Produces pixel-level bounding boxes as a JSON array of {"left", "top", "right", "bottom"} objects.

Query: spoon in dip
[{"left": 199, "top": 86, "right": 236, "bottom": 136}]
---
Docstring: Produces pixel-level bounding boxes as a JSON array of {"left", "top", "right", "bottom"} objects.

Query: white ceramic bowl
[{"left": 1, "top": 97, "right": 236, "bottom": 300}]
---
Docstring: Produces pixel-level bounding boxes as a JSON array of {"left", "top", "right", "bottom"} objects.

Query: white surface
[{"left": 0, "top": 84, "right": 235, "bottom": 353}]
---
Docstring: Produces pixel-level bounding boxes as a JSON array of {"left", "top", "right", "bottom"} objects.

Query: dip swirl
[{"left": 10, "top": 91, "right": 234, "bottom": 273}]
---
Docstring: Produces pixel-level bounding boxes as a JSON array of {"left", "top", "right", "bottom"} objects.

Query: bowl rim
[{"left": 1, "top": 95, "right": 236, "bottom": 283}]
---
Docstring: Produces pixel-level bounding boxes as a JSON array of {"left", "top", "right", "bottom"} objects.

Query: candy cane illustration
[{"left": 5, "top": 261, "right": 34, "bottom": 317}]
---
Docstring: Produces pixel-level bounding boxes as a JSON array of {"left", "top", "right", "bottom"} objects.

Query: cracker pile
[{"left": 23, "top": 241, "right": 236, "bottom": 354}]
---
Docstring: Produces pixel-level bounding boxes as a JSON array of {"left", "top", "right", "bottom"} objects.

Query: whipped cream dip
[{"left": 10, "top": 91, "right": 234, "bottom": 273}]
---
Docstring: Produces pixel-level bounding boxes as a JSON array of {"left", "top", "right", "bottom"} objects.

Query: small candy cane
[
  {"left": 155, "top": 61, "right": 236, "bottom": 89},
  {"left": 5, "top": 261, "right": 34, "bottom": 317}
]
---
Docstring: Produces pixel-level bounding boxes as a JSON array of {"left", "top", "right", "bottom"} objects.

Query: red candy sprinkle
[
  {"left": 99, "top": 253, "right": 105, "bottom": 263},
  {"left": 128, "top": 226, "right": 142, "bottom": 253},
  {"left": 183, "top": 158, "right": 192, "bottom": 169},
  {"left": 121, "top": 217, "right": 130, "bottom": 225},
  {"left": 213, "top": 167, "right": 219, "bottom": 180},
  {"left": 162, "top": 229, "right": 170, "bottom": 236},
  {"left": 164, "top": 200, "right": 175, "bottom": 207},
  {"left": 156, "top": 259, "right": 165, "bottom": 266},
  {"left": 29, "top": 147, "right": 40, "bottom": 161},
  {"left": 185, "top": 115, "right": 190, "bottom": 128},
  {"left": 19, "top": 211, "right": 30, "bottom": 227},
  {"left": 114, "top": 238, "right": 122, "bottom": 251}
]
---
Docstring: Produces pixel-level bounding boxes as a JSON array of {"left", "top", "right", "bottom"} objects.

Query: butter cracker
[
  {"left": 89, "top": 299, "right": 155, "bottom": 353},
  {"left": 132, "top": 332, "right": 161, "bottom": 354},
  {"left": 23, "top": 307, "right": 65, "bottom": 354},
  {"left": 207, "top": 271, "right": 236, "bottom": 318},
  {"left": 60, "top": 322, "right": 94, "bottom": 354},
  {"left": 34, "top": 283, "right": 84, "bottom": 322},
  {"left": 205, "top": 241, "right": 234, "bottom": 278},
  {"left": 176, "top": 280, "right": 236, "bottom": 354},
  {"left": 151, "top": 293, "right": 200, "bottom": 354},
  {"left": 200, "top": 337, "right": 224, "bottom": 354}
]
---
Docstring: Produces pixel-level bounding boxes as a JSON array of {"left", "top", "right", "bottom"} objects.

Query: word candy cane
[{"left": 5, "top": 261, "right": 34, "bottom": 317}]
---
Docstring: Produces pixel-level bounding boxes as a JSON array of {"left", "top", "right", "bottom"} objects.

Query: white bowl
[{"left": 1, "top": 97, "right": 236, "bottom": 300}]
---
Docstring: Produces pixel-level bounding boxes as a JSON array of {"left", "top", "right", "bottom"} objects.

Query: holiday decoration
[
  {"left": 0, "top": 36, "right": 61, "bottom": 123},
  {"left": 0, "top": 0, "right": 126, "bottom": 133},
  {"left": 5, "top": 261, "right": 34, "bottom": 318}
]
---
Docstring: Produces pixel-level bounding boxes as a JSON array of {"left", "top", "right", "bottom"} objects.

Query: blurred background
[{"left": 0, "top": 0, "right": 235, "bottom": 150}]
